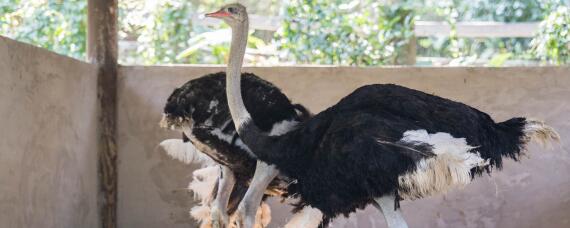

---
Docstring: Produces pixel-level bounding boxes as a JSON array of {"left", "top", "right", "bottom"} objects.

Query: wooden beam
[
  {"left": 194, "top": 14, "right": 283, "bottom": 31},
  {"left": 415, "top": 21, "right": 539, "bottom": 38},
  {"left": 87, "top": 1, "right": 118, "bottom": 228},
  {"left": 193, "top": 16, "right": 540, "bottom": 38},
  {"left": 406, "top": 36, "right": 417, "bottom": 65}
]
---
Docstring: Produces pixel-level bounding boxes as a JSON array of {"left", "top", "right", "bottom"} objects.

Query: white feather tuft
[
  {"left": 190, "top": 204, "right": 212, "bottom": 227},
  {"left": 187, "top": 165, "right": 274, "bottom": 228},
  {"left": 269, "top": 119, "right": 300, "bottom": 136},
  {"left": 209, "top": 128, "right": 256, "bottom": 158},
  {"left": 208, "top": 100, "right": 219, "bottom": 112},
  {"left": 398, "top": 130, "right": 488, "bottom": 200},
  {"left": 187, "top": 166, "right": 220, "bottom": 228},
  {"left": 523, "top": 119, "right": 560, "bottom": 147},
  {"left": 188, "top": 166, "right": 220, "bottom": 201},
  {"left": 159, "top": 139, "right": 214, "bottom": 165}
]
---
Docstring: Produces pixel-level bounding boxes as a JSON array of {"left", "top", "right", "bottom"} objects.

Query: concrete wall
[
  {"left": 5, "top": 34, "right": 566, "bottom": 228},
  {"left": 118, "top": 65, "right": 570, "bottom": 228},
  {"left": 0, "top": 37, "right": 100, "bottom": 228}
]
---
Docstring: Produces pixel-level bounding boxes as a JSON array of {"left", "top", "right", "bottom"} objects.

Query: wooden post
[
  {"left": 87, "top": 0, "right": 118, "bottom": 228},
  {"left": 406, "top": 36, "right": 417, "bottom": 65}
]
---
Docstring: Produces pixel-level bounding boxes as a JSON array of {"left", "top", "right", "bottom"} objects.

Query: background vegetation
[
  {"left": 413, "top": 0, "right": 567, "bottom": 65},
  {"left": 277, "top": 0, "right": 414, "bottom": 65},
  {"left": 1, "top": 0, "right": 568, "bottom": 65},
  {"left": 531, "top": 6, "right": 570, "bottom": 64},
  {"left": 1, "top": 0, "right": 86, "bottom": 59}
]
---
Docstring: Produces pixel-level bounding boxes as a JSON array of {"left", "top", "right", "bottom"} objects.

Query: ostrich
[
  {"left": 159, "top": 72, "right": 321, "bottom": 227},
  {"left": 205, "top": 3, "right": 560, "bottom": 228}
]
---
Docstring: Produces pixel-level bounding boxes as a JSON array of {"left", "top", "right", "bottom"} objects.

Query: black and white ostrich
[
  {"left": 205, "top": 4, "right": 560, "bottom": 228},
  {"left": 159, "top": 72, "right": 322, "bottom": 227}
]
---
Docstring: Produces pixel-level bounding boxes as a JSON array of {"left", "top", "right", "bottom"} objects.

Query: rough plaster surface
[
  {"left": 0, "top": 36, "right": 99, "bottom": 228},
  {"left": 118, "top": 65, "right": 570, "bottom": 228}
]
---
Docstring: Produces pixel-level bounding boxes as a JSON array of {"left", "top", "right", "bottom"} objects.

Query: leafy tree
[
  {"left": 0, "top": 0, "right": 87, "bottom": 59},
  {"left": 415, "top": 0, "right": 566, "bottom": 65},
  {"left": 119, "top": 0, "right": 285, "bottom": 64},
  {"left": 277, "top": 0, "right": 415, "bottom": 66},
  {"left": 1, "top": 0, "right": 281, "bottom": 64},
  {"left": 130, "top": 0, "right": 195, "bottom": 64},
  {"left": 1, "top": 0, "right": 567, "bottom": 65},
  {"left": 531, "top": 6, "right": 570, "bottom": 65}
]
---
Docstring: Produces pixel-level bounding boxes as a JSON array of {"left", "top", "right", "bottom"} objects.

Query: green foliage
[
  {"left": 415, "top": 0, "right": 565, "bottom": 65},
  {"left": 0, "top": 0, "right": 87, "bottom": 59},
  {"left": 277, "top": 0, "right": 415, "bottom": 66},
  {"left": 0, "top": 0, "right": 567, "bottom": 65},
  {"left": 175, "top": 29, "right": 269, "bottom": 63},
  {"left": 453, "top": 0, "right": 562, "bottom": 22},
  {"left": 132, "top": 0, "right": 195, "bottom": 64},
  {"left": 531, "top": 6, "right": 570, "bottom": 65},
  {"left": 488, "top": 52, "right": 514, "bottom": 66},
  {"left": 0, "top": 0, "right": 281, "bottom": 64},
  {"left": 120, "top": 0, "right": 281, "bottom": 64}
]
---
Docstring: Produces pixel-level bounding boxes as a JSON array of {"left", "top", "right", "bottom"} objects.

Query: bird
[
  {"left": 159, "top": 72, "right": 319, "bottom": 227},
  {"left": 205, "top": 3, "right": 560, "bottom": 228}
]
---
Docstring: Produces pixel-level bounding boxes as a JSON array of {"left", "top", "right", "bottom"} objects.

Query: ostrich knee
[{"left": 374, "top": 193, "right": 408, "bottom": 228}]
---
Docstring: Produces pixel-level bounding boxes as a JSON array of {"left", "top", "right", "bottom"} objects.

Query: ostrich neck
[
  {"left": 226, "top": 20, "right": 251, "bottom": 130},
  {"left": 226, "top": 18, "right": 270, "bottom": 157},
  {"left": 226, "top": 16, "right": 296, "bottom": 165}
]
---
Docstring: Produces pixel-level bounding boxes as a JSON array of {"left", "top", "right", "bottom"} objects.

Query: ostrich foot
[{"left": 211, "top": 206, "right": 229, "bottom": 228}]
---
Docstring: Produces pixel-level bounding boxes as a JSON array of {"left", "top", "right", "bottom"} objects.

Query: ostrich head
[{"left": 205, "top": 3, "right": 248, "bottom": 26}]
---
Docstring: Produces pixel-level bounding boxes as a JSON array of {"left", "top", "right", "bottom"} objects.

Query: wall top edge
[
  {"left": 0, "top": 35, "right": 94, "bottom": 68},
  {"left": 119, "top": 64, "right": 570, "bottom": 71}
]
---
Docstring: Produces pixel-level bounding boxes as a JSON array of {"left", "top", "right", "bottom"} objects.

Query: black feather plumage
[
  {"left": 162, "top": 72, "right": 311, "bottom": 212},
  {"left": 238, "top": 83, "right": 550, "bottom": 220}
]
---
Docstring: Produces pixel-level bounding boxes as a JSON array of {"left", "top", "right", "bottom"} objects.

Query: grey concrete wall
[
  {"left": 118, "top": 65, "right": 570, "bottom": 228},
  {"left": 0, "top": 37, "right": 100, "bottom": 228}
]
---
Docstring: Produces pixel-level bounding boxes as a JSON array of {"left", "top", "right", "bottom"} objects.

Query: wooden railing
[
  {"left": 195, "top": 14, "right": 540, "bottom": 37},
  {"left": 120, "top": 15, "right": 541, "bottom": 65},
  {"left": 415, "top": 21, "right": 539, "bottom": 38}
]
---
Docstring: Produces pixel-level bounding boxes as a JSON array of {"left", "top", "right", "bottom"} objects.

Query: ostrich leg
[
  {"left": 211, "top": 166, "right": 236, "bottom": 228},
  {"left": 283, "top": 206, "right": 323, "bottom": 228},
  {"left": 374, "top": 193, "right": 409, "bottom": 228},
  {"left": 234, "top": 161, "right": 279, "bottom": 228}
]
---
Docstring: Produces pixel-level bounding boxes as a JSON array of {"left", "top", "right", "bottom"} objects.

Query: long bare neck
[
  {"left": 225, "top": 13, "right": 290, "bottom": 163},
  {"left": 226, "top": 19, "right": 251, "bottom": 130}
]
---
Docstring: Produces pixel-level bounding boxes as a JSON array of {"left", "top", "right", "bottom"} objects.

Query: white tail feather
[
  {"left": 188, "top": 166, "right": 220, "bottom": 228},
  {"left": 523, "top": 119, "right": 560, "bottom": 147},
  {"left": 187, "top": 165, "right": 273, "bottom": 227},
  {"left": 398, "top": 130, "right": 489, "bottom": 200},
  {"left": 188, "top": 166, "right": 220, "bottom": 201},
  {"left": 190, "top": 204, "right": 212, "bottom": 227},
  {"left": 159, "top": 139, "right": 214, "bottom": 165}
]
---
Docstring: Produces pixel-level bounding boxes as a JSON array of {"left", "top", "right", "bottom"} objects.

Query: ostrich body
[
  {"left": 206, "top": 4, "right": 560, "bottom": 228},
  {"left": 160, "top": 72, "right": 315, "bottom": 227}
]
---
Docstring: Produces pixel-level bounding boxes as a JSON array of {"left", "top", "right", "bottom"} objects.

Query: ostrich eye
[{"left": 227, "top": 7, "right": 237, "bottom": 14}]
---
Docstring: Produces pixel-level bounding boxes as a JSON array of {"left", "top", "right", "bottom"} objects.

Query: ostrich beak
[{"left": 205, "top": 9, "right": 230, "bottom": 18}]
